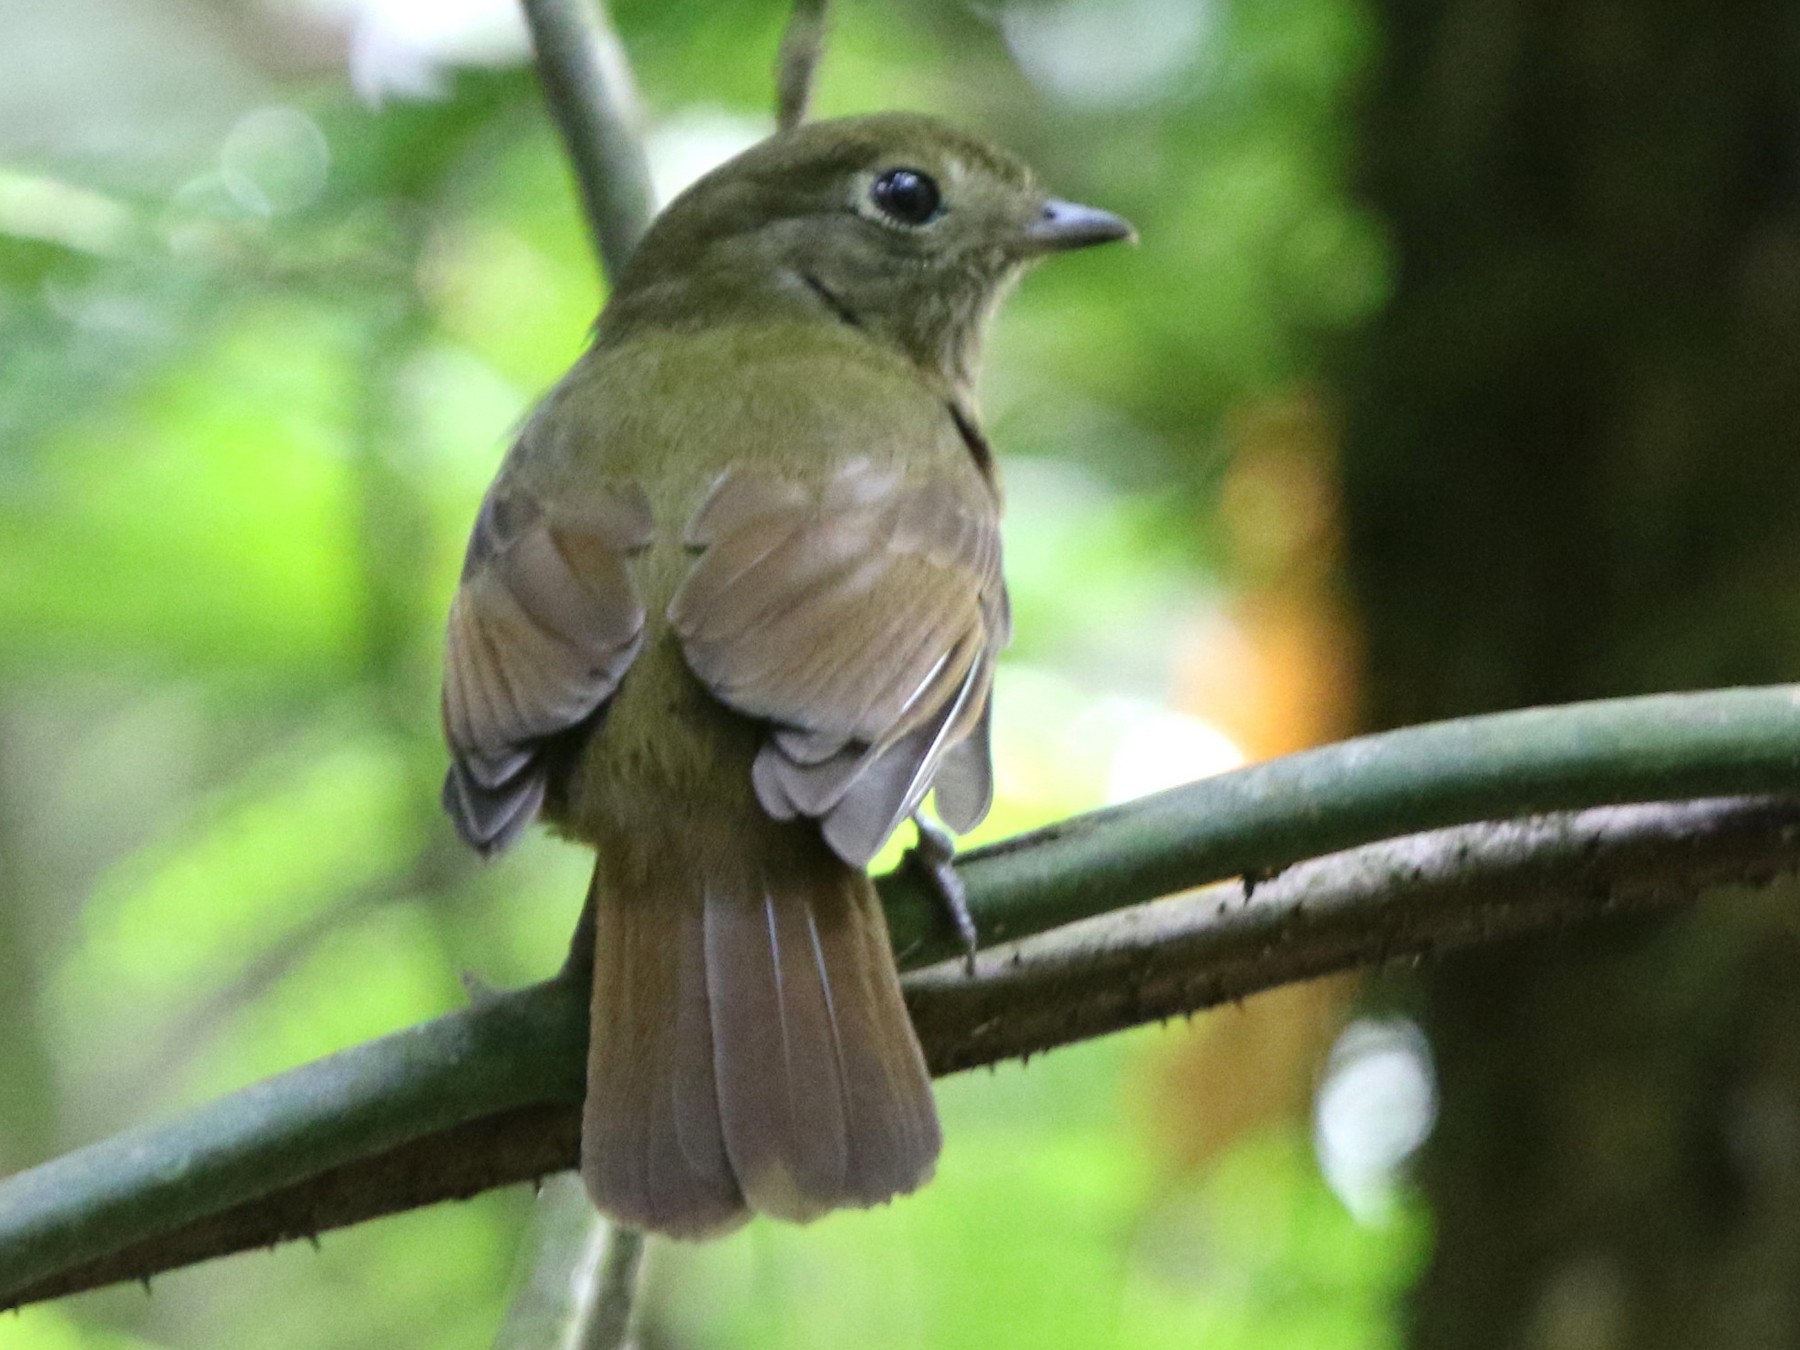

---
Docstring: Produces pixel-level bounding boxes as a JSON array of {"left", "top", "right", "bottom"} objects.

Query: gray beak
[{"left": 1025, "top": 198, "right": 1137, "bottom": 252}]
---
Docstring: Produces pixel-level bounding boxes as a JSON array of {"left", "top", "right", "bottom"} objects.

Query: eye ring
[{"left": 869, "top": 168, "right": 942, "bottom": 226}]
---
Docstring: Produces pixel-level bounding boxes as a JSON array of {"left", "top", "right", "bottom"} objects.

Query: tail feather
[
  {"left": 581, "top": 836, "right": 939, "bottom": 1237},
  {"left": 584, "top": 854, "right": 745, "bottom": 1238},
  {"left": 705, "top": 869, "right": 852, "bottom": 1218},
  {"left": 833, "top": 882, "right": 942, "bottom": 1202}
]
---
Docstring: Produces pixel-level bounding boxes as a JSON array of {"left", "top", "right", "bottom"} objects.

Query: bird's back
[{"left": 530, "top": 313, "right": 988, "bottom": 847}]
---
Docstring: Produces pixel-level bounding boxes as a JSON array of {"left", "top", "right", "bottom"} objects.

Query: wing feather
[
  {"left": 441, "top": 479, "right": 651, "bottom": 855},
  {"left": 672, "top": 459, "right": 1006, "bottom": 866}
]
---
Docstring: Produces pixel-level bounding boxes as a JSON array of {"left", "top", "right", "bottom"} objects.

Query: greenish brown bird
[{"left": 441, "top": 112, "right": 1132, "bottom": 1237}]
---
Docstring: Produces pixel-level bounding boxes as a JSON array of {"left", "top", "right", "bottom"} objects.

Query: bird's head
[{"left": 605, "top": 112, "right": 1134, "bottom": 389}]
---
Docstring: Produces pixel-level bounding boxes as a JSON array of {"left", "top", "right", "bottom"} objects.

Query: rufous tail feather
[{"left": 581, "top": 833, "right": 940, "bottom": 1238}]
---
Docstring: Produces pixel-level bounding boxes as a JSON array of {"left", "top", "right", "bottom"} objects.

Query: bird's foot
[{"left": 907, "top": 811, "right": 978, "bottom": 975}]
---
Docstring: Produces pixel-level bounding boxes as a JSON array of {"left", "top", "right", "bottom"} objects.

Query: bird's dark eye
[{"left": 870, "top": 168, "right": 942, "bottom": 226}]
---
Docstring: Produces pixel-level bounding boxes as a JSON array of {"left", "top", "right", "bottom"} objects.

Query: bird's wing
[
  {"left": 442, "top": 477, "right": 652, "bottom": 855},
  {"left": 670, "top": 458, "right": 1007, "bottom": 867}
]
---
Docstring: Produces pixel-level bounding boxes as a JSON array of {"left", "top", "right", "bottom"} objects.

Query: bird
[{"left": 440, "top": 111, "right": 1133, "bottom": 1238}]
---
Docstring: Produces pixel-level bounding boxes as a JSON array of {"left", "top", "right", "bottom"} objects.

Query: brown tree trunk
[{"left": 1340, "top": 0, "right": 1800, "bottom": 1344}]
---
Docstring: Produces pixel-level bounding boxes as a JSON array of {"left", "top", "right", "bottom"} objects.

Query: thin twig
[
  {"left": 493, "top": 1178, "right": 648, "bottom": 1350},
  {"left": 5, "top": 770, "right": 1800, "bottom": 1303},
  {"left": 775, "top": 0, "right": 830, "bottom": 132},
  {"left": 576, "top": 1223, "right": 646, "bottom": 1350},
  {"left": 493, "top": 1176, "right": 594, "bottom": 1350},
  {"left": 518, "top": 0, "right": 656, "bottom": 280}
]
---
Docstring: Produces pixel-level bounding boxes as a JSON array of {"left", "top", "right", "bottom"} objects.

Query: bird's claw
[{"left": 907, "top": 812, "right": 978, "bottom": 975}]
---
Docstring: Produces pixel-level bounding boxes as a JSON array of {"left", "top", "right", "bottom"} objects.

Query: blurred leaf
[{"left": 0, "top": 302, "right": 365, "bottom": 681}]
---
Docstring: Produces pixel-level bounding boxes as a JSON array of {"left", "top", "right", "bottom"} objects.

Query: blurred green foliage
[{"left": 0, "top": 0, "right": 1414, "bottom": 1344}]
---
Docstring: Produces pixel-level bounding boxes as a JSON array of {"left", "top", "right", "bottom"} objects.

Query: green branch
[
  {"left": 882, "top": 682, "right": 1800, "bottom": 963},
  {"left": 4, "top": 686, "right": 1800, "bottom": 1308},
  {"left": 907, "top": 795, "right": 1800, "bottom": 1070}
]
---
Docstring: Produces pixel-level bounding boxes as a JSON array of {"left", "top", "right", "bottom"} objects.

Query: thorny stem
[{"left": 6, "top": 684, "right": 1800, "bottom": 1307}]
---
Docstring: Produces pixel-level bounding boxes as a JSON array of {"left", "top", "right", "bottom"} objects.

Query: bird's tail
[{"left": 580, "top": 830, "right": 941, "bottom": 1238}]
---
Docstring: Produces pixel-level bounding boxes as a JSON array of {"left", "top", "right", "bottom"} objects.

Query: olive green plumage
[{"left": 441, "top": 112, "right": 1130, "bottom": 1236}]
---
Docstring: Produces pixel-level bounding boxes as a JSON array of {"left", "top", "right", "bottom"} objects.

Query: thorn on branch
[
  {"left": 1243, "top": 864, "right": 1285, "bottom": 898},
  {"left": 461, "top": 971, "right": 498, "bottom": 1005}
]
